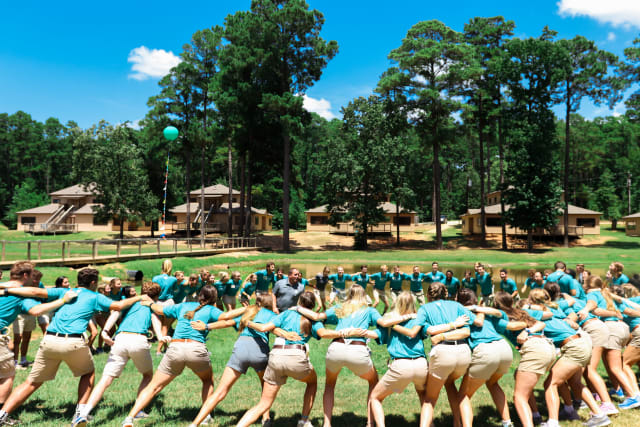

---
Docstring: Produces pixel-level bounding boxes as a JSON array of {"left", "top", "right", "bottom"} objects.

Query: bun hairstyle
[
  {"left": 456, "top": 288, "right": 477, "bottom": 307},
  {"left": 493, "top": 291, "right": 537, "bottom": 327},
  {"left": 298, "top": 291, "right": 316, "bottom": 337},
  {"left": 185, "top": 285, "right": 217, "bottom": 320},
  {"left": 427, "top": 282, "right": 447, "bottom": 301}
]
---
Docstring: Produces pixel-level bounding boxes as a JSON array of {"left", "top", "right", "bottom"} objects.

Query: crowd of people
[{"left": 1, "top": 259, "right": 640, "bottom": 427}]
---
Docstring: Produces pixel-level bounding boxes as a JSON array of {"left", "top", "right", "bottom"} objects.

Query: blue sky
[{"left": 1, "top": 0, "right": 639, "bottom": 128}]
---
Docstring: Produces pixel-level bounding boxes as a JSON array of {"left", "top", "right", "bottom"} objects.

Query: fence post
[
  {"left": 37, "top": 241, "right": 42, "bottom": 260},
  {"left": 92, "top": 241, "right": 97, "bottom": 261},
  {"left": 27, "top": 242, "right": 31, "bottom": 261},
  {"left": 61, "top": 241, "right": 66, "bottom": 261},
  {"left": 1, "top": 241, "right": 5, "bottom": 261},
  {"left": 116, "top": 240, "right": 121, "bottom": 258},
  {"left": 173, "top": 239, "right": 177, "bottom": 254},
  {"left": 138, "top": 240, "right": 142, "bottom": 256},
  {"left": 189, "top": 238, "right": 192, "bottom": 252},
  {"left": 157, "top": 239, "right": 161, "bottom": 255}
]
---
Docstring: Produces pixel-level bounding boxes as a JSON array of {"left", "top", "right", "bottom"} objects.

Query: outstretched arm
[
  {"left": 296, "top": 306, "right": 327, "bottom": 321},
  {"left": 392, "top": 324, "right": 423, "bottom": 339},
  {"left": 151, "top": 313, "right": 169, "bottom": 343},
  {"left": 247, "top": 321, "right": 275, "bottom": 333},
  {"left": 27, "top": 291, "right": 77, "bottom": 316},
  {"left": 469, "top": 305, "right": 503, "bottom": 317},
  {"left": 431, "top": 327, "right": 471, "bottom": 345},
  {"left": 219, "top": 306, "right": 247, "bottom": 321},
  {"left": 425, "top": 315, "right": 469, "bottom": 336},
  {"left": 2, "top": 287, "right": 49, "bottom": 299},
  {"left": 100, "top": 310, "right": 121, "bottom": 346},
  {"left": 109, "top": 295, "right": 147, "bottom": 312},
  {"left": 377, "top": 313, "right": 416, "bottom": 327}
]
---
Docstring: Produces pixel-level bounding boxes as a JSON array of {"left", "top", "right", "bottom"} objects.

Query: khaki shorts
[
  {"left": 157, "top": 341, "right": 211, "bottom": 376},
  {"left": 605, "top": 321, "right": 630, "bottom": 351},
  {"left": 13, "top": 314, "right": 36, "bottom": 334},
  {"left": 390, "top": 289, "right": 402, "bottom": 304},
  {"left": 102, "top": 333, "right": 153, "bottom": 378},
  {"left": 628, "top": 326, "right": 640, "bottom": 348},
  {"left": 325, "top": 341, "right": 373, "bottom": 376},
  {"left": 518, "top": 337, "right": 556, "bottom": 375},
  {"left": 412, "top": 290, "right": 425, "bottom": 306},
  {"left": 263, "top": 348, "right": 314, "bottom": 386},
  {"left": 380, "top": 357, "right": 427, "bottom": 393},
  {"left": 469, "top": 339, "right": 513, "bottom": 380},
  {"left": 223, "top": 295, "right": 237, "bottom": 308},
  {"left": 582, "top": 318, "right": 608, "bottom": 348},
  {"left": 373, "top": 288, "right": 388, "bottom": 303},
  {"left": 623, "top": 328, "right": 640, "bottom": 365},
  {"left": 428, "top": 342, "right": 471, "bottom": 380},
  {"left": 0, "top": 334, "right": 15, "bottom": 379},
  {"left": 558, "top": 336, "right": 592, "bottom": 368},
  {"left": 29, "top": 335, "right": 94, "bottom": 383}
]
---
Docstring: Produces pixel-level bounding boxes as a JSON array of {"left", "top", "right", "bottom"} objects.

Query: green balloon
[{"left": 163, "top": 126, "right": 179, "bottom": 141}]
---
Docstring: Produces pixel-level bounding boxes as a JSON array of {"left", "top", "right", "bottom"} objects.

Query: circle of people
[{"left": 1, "top": 260, "right": 640, "bottom": 427}]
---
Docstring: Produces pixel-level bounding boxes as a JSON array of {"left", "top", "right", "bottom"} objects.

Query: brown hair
[
  {"left": 78, "top": 268, "right": 99, "bottom": 288},
  {"left": 184, "top": 285, "right": 217, "bottom": 320},
  {"left": 427, "top": 282, "right": 447, "bottom": 301},
  {"left": 298, "top": 291, "right": 316, "bottom": 337},
  {"left": 612, "top": 262, "right": 624, "bottom": 274},
  {"left": 554, "top": 261, "right": 566, "bottom": 271},
  {"left": 611, "top": 285, "right": 624, "bottom": 298},
  {"left": 622, "top": 284, "right": 640, "bottom": 298},
  {"left": 32, "top": 269, "right": 43, "bottom": 284},
  {"left": 456, "top": 288, "right": 477, "bottom": 307},
  {"left": 493, "top": 291, "right": 537, "bottom": 327},
  {"left": 142, "top": 281, "right": 161, "bottom": 300},
  {"left": 543, "top": 282, "right": 561, "bottom": 303},
  {"left": 10, "top": 261, "right": 34, "bottom": 280}
]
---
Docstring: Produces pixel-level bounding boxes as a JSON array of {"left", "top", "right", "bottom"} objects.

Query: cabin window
[
  {"left": 255, "top": 217, "right": 259, "bottom": 225},
  {"left": 627, "top": 222, "right": 636, "bottom": 230},
  {"left": 576, "top": 218, "right": 596, "bottom": 228},
  {"left": 21, "top": 216, "right": 36, "bottom": 224},
  {"left": 93, "top": 216, "right": 108, "bottom": 226},
  {"left": 268, "top": 218, "right": 272, "bottom": 226},
  {"left": 310, "top": 215, "right": 328, "bottom": 225},
  {"left": 486, "top": 217, "right": 501, "bottom": 227},
  {"left": 392, "top": 216, "right": 411, "bottom": 226}
]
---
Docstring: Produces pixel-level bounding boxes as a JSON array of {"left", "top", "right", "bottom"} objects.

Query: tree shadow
[{"left": 601, "top": 240, "right": 640, "bottom": 249}]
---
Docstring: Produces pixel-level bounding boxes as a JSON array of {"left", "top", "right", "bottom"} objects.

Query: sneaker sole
[{"left": 72, "top": 421, "right": 87, "bottom": 427}]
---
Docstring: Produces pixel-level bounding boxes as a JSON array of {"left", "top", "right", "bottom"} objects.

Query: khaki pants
[
  {"left": 29, "top": 335, "right": 94, "bottom": 383},
  {"left": 0, "top": 334, "right": 15, "bottom": 379}
]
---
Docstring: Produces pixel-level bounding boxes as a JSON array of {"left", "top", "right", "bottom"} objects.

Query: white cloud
[
  {"left": 607, "top": 32, "right": 616, "bottom": 42},
  {"left": 302, "top": 94, "right": 336, "bottom": 120},
  {"left": 557, "top": 1, "right": 640, "bottom": 28},
  {"left": 128, "top": 46, "right": 181, "bottom": 81}
]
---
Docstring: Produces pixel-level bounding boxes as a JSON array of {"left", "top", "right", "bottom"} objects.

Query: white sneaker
[
  {"left": 297, "top": 419, "right": 313, "bottom": 427},
  {"left": 121, "top": 416, "right": 134, "bottom": 427},
  {"left": 200, "top": 414, "right": 214, "bottom": 425}
]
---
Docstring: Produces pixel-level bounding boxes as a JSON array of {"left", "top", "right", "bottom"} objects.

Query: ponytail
[
  {"left": 298, "top": 291, "right": 316, "bottom": 337},
  {"left": 185, "top": 285, "right": 217, "bottom": 320}
]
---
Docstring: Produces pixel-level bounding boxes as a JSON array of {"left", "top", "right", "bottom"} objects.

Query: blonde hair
[
  {"left": 219, "top": 271, "right": 230, "bottom": 282},
  {"left": 161, "top": 259, "right": 173, "bottom": 275},
  {"left": 527, "top": 288, "right": 556, "bottom": 310},
  {"left": 335, "top": 286, "right": 369, "bottom": 318},
  {"left": 588, "top": 275, "right": 619, "bottom": 313},
  {"left": 622, "top": 284, "right": 640, "bottom": 298},
  {"left": 391, "top": 291, "right": 416, "bottom": 316}
]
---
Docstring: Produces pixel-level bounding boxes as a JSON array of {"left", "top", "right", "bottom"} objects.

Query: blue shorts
[{"left": 227, "top": 336, "right": 269, "bottom": 374}]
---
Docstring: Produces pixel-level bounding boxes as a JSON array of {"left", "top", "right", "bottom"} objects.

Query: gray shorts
[{"left": 227, "top": 336, "right": 270, "bottom": 374}]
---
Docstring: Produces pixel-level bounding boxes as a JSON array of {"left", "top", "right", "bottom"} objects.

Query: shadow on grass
[{"left": 601, "top": 240, "right": 640, "bottom": 249}]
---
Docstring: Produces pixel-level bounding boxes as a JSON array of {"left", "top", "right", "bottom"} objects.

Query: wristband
[{"left": 524, "top": 328, "right": 531, "bottom": 334}]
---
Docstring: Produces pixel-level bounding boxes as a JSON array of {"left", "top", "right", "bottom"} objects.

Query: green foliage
[{"left": 2, "top": 179, "right": 49, "bottom": 229}]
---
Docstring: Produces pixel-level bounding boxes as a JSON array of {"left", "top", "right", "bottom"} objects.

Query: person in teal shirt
[
  {"left": 388, "top": 266, "right": 406, "bottom": 304},
  {"left": 123, "top": 286, "right": 244, "bottom": 427},
  {"left": 475, "top": 264, "right": 494, "bottom": 305},
  {"left": 443, "top": 270, "right": 461, "bottom": 300},
  {"left": 546, "top": 261, "right": 575, "bottom": 296},
  {"left": 370, "top": 265, "right": 391, "bottom": 314},
  {"left": 222, "top": 271, "right": 243, "bottom": 311},
  {"left": 407, "top": 266, "right": 427, "bottom": 305},
  {"left": 251, "top": 262, "right": 276, "bottom": 295},
  {"left": 521, "top": 269, "right": 536, "bottom": 294},
  {"left": 236, "top": 291, "right": 360, "bottom": 427},
  {"left": 213, "top": 272, "right": 230, "bottom": 310},
  {"left": 352, "top": 265, "right": 371, "bottom": 290},
  {"left": 425, "top": 262, "right": 446, "bottom": 285},
  {"left": 153, "top": 260, "right": 178, "bottom": 303},
  {"left": 77, "top": 283, "right": 167, "bottom": 424},
  {"left": 461, "top": 270, "right": 477, "bottom": 291},
  {"left": 328, "top": 266, "right": 352, "bottom": 304},
  {"left": 2, "top": 267, "right": 143, "bottom": 427},
  {"left": 499, "top": 269, "right": 519, "bottom": 300},
  {"left": 240, "top": 273, "right": 258, "bottom": 306},
  {"left": 608, "top": 262, "right": 630, "bottom": 286}
]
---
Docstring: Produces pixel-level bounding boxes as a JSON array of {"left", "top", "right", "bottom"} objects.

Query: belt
[
  {"left": 171, "top": 338, "right": 201, "bottom": 344},
  {"left": 633, "top": 324, "right": 640, "bottom": 333},
  {"left": 440, "top": 339, "right": 467, "bottom": 345},
  {"left": 560, "top": 334, "right": 580, "bottom": 347},
  {"left": 273, "top": 344, "right": 306, "bottom": 351},
  {"left": 393, "top": 356, "right": 425, "bottom": 360},
  {"left": 119, "top": 331, "right": 146, "bottom": 336},
  {"left": 582, "top": 318, "right": 598, "bottom": 328},
  {"left": 332, "top": 338, "right": 367, "bottom": 346},
  {"left": 46, "top": 331, "right": 83, "bottom": 338}
]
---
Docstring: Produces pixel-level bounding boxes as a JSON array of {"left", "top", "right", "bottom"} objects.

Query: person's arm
[
  {"left": 272, "top": 328, "right": 302, "bottom": 341},
  {"left": 100, "top": 310, "right": 121, "bottom": 346},
  {"left": 622, "top": 307, "right": 640, "bottom": 318},
  {"left": 469, "top": 305, "right": 502, "bottom": 318},
  {"left": 431, "top": 327, "right": 471, "bottom": 345},
  {"left": 142, "top": 300, "right": 165, "bottom": 316},
  {"left": 151, "top": 313, "right": 170, "bottom": 343},
  {"left": 219, "top": 306, "right": 247, "bottom": 321},
  {"left": 87, "top": 319, "right": 98, "bottom": 350},
  {"left": 624, "top": 299, "right": 640, "bottom": 310},
  {"left": 392, "top": 324, "right": 423, "bottom": 338},
  {"left": 504, "top": 320, "right": 528, "bottom": 331},
  {"left": 272, "top": 292, "right": 279, "bottom": 314},
  {"left": 425, "top": 315, "right": 469, "bottom": 336},
  {"left": 2, "top": 286, "right": 49, "bottom": 299},
  {"left": 592, "top": 307, "right": 622, "bottom": 319},
  {"left": 377, "top": 313, "right": 416, "bottom": 327},
  {"left": 27, "top": 290, "right": 77, "bottom": 316},
  {"left": 247, "top": 321, "right": 275, "bottom": 333},
  {"left": 472, "top": 312, "right": 485, "bottom": 327},
  {"left": 561, "top": 294, "right": 576, "bottom": 307},
  {"left": 295, "top": 306, "right": 327, "bottom": 321},
  {"left": 524, "top": 304, "right": 554, "bottom": 320},
  {"left": 563, "top": 318, "right": 579, "bottom": 330},
  {"left": 0, "top": 281, "right": 21, "bottom": 289},
  {"left": 511, "top": 289, "right": 519, "bottom": 299},
  {"left": 109, "top": 295, "right": 148, "bottom": 312},
  {"left": 515, "top": 321, "right": 546, "bottom": 344}
]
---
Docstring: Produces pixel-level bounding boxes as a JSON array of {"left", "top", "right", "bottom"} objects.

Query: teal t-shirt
[
  {"left": 389, "top": 273, "right": 405, "bottom": 291},
  {"left": 172, "top": 279, "right": 190, "bottom": 303},
  {"left": 117, "top": 301, "right": 152, "bottom": 335},
  {"left": 475, "top": 272, "right": 493, "bottom": 296},
  {"left": 271, "top": 309, "right": 323, "bottom": 345},
  {"left": 163, "top": 302, "right": 222, "bottom": 343},
  {"left": 224, "top": 279, "right": 242, "bottom": 297},
  {"left": 370, "top": 272, "right": 391, "bottom": 290},
  {"left": 500, "top": 278, "right": 517, "bottom": 294},
  {"left": 416, "top": 300, "right": 472, "bottom": 335},
  {"left": 546, "top": 271, "right": 573, "bottom": 294},
  {"left": 563, "top": 298, "right": 593, "bottom": 326},
  {"left": 352, "top": 273, "right": 370, "bottom": 289},
  {"left": 153, "top": 273, "right": 178, "bottom": 301},
  {"left": 214, "top": 280, "right": 228, "bottom": 296},
  {"left": 525, "top": 309, "right": 575, "bottom": 346},
  {"left": 425, "top": 271, "right": 446, "bottom": 283},
  {"left": 241, "top": 281, "right": 257, "bottom": 297},
  {"left": 461, "top": 277, "right": 477, "bottom": 290},
  {"left": 586, "top": 290, "right": 620, "bottom": 322},
  {"left": 467, "top": 311, "right": 504, "bottom": 350},
  {"left": 107, "top": 289, "right": 123, "bottom": 302},
  {"left": 611, "top": 274, "right": 630, "bottom": 286},
  {"left": 524, "top": 278, "right": 535, "bottom": 289},
  {"left": 255, "top": 269, "right": 276, "bottom": 292},
  {"left": 0, "top": 291, "right": 41, "bottom": 330},
  {"left": 407, "top": 273, "right": 426, "bottom": 293},
  {"left": 377, "top": 318, "right": 426, "bottom": 359},
  {"left": 48, "top": 287, "right": 112, "bottom": 335},
  {"left": 236, "top": 307, "right": 277, "bottom": 343},
  {"left": 324, "top": 306, "right": 381, "bottom": 343},
  {"left": 569, "top": 279, "right": 586, "bottom": 300},
  {"left": 328, "top": 273, "right": 352, "bottom": 290},
  {"left": 443, "top": 277, "right": 461, "bottom": 297}
]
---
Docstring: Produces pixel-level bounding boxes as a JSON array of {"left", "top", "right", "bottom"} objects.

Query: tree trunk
[
  {"left": 433, "top": 127, "right": 442, "bottom": 250},
  {"left": 185, "top": 153, "right": 191, "bottom": 239},
  {"left": 396, "top": 202, "right": 400, "bottom": 247},
  {"left": 486, "top": 132, "right": 491, "bottom": 192},
  {"left": 478, "top": 100, "right": 486, "bottom": 246},
  {"left": 563, "top": 91, "right": 570, "bottom": 248},
  {"left": 498, "top": 112, "right": 507, "bottom": 250},
  {"left": 612, "top": 218, "right": 618, "bottom": 230},
  {"left": 282, "top": 133, "right": 291, "bottom": 252},
  {"left": 245, "top": 153, "right": 253, "bottom": 238},
  {"left": 227, "top": 138, "right": 233, "bottom": 238},
  {"left": 119, "top": 219, "right": 124, "bottom": 240},
  {"left": 239, "top": 151, "right": 246, "bottom": 237},
  {"left": 200, "top": 143, "right": 206, "bottom": 247},
  {"left": 527, "top": 229, "right": 533, "bottom": 252}
]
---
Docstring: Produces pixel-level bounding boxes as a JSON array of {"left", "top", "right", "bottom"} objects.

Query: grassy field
[{"left": 4, "top": 226, "right": 640, "bottom": 425}]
